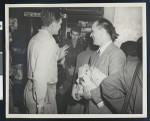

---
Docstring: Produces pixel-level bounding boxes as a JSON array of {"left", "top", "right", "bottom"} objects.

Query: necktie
[{"left": 97, "top": 49, "right": 101, "bottom": 56}]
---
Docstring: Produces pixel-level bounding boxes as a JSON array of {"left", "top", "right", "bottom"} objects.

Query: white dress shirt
[
  {"left": 97, "top": 41, "right": 112, "bottom": 55},
  {"left": 27, "top": 29, "right": 60, "bottom": 107}
]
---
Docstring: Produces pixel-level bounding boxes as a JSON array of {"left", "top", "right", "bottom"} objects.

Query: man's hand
[
  {"left": 82, "top": 87, "right": 92, "bottom": 100},
  {"left": 58, "top": 44, "right": 69, "bottom": 60},
  {"left": 71, "top": 84, "right": 81, "bottom": 101},
  {"left": 68, "top": 66, "right": 75, "bottom": 76},
  {"left": 57, "top": 85, "right": 65, "bottom": 95},
  {"left": 60, "top": 57, "right": 65, "bottom": 68}
]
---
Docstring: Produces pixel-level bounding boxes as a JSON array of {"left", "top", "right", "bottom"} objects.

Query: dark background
[{"left": 0, "top": 0, "right": 149, "bottom": 121}]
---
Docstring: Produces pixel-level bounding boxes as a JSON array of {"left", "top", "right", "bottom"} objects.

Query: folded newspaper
[{"left": 77, "top": 64, "right": 107, "bottom": 87}]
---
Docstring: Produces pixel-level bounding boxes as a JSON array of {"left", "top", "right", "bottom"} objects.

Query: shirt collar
[
  {"left": 39, "top": 28, "right": 55, "bottom": 41},
  {"left": 97, "top": 41, "right": 112, "bottom": 55}
]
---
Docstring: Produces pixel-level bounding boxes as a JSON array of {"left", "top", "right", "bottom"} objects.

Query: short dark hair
[
  {"left": 41, "top": 9, "right": 61, "bottom": 26},
  {"left": 96, "top": 18, "right": 119, "bottom": 42},
  {"left": 71, "top": 26, "right": 81, "bottom": 33},
  {"left": 120, "top": 41, "right": 138, "bottom": 57},
  {"left": 137, "top": 37, "right": 142, "bottom": 60}
]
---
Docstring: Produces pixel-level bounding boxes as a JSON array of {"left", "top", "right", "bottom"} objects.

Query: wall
[
  {"left": 104, "top": 7, "right": 115, "bottom": 24},
  {"left": 104, "top": 7, "right": 142, "bottom": 47}
]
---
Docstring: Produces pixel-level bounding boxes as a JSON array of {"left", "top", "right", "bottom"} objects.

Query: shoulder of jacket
[{"left": 111, "top": 44, "right": 125, "bottom": 55}]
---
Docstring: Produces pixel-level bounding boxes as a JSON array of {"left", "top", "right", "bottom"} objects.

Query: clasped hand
[
  {"left": 72, "top": 83, "right": 92, "bottom": 101},
  {"left": 71, "top": 84, "right": 83, "bottom": 101}
]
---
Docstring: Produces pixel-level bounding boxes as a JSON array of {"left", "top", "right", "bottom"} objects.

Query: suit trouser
[
  {"left": 87, "top": 100, "right": 112, "bottom": 114},
  {"left": 67, "top": 101, "right": 85, "bottom": 114},
  {"left": 24, "top": 80, "right": 57, "bottom": 114}
]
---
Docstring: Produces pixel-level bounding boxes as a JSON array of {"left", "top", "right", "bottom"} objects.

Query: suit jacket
[
  {"left": 88, "top": 43, "right": 126, "bottom": 114},
  {"left": 101, "top": 57, "right": 142, "bottom": 114},
  {"left": 27, "top": 29, "right": 60, "bottom": 107}
]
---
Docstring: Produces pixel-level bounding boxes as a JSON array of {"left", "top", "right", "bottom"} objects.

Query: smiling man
[{"left": 72, "top": 18, "right": 126, "bottom": 114}]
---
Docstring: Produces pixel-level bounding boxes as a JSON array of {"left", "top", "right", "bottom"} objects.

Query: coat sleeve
[
  {"left": 100, "top": 73, "right": 125, "bottom": 113},
  {"left": 32, "top": 40, "right": 55, "bottom": 107},
  {"left": 90, "top": 49, "right": 126, "bottom": 105},
  {"left": 109, "top": 49, "right": 126, "bottom": 74}
]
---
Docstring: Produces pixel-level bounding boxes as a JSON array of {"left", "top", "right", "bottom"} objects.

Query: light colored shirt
[
  {"left": 97, "top": 41, "right": 112, "bottom": 55},
  {"left": 27, "top": 29, "right": 60, "bottom": 107}
]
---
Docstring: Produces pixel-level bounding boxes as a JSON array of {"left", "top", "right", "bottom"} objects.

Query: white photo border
[{"left": 5, "top": 3, "right": 147, "bottom": 118}]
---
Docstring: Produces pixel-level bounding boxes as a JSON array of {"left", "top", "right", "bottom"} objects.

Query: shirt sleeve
[
  {"left": 32, "top": 40, "right": 55, "bottom": 107},
  {"left": 90, "top": 49, "right": 126, "bottom": 105}
]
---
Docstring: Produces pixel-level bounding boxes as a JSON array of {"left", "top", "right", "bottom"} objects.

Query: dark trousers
[{"left": 56, "top": 90, "right": 71, "bottom": 114}]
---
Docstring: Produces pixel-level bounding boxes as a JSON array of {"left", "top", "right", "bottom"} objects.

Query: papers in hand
[{"left": 77, "top": 64, "right": 107, "bottom": 88}]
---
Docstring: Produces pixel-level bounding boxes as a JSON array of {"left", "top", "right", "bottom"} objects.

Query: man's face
[
  {"left": 70, "top": 30, "right": 80, "bottom": 43},
  {"left": 52, "top": 19, "right": 62, "bottom": 35},
  {"left": 90, "top": 22, "right": 104, "bottom": 46}
]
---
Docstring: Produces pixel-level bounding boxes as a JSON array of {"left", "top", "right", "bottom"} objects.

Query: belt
[
  {"left": 28, "top": 79, "right": 56, "bottom": 85},
  {"left": 47, "top": 82, "right": 56, "bottom": 86}
]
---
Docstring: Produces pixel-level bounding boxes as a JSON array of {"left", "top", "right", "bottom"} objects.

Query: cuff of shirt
[{"left": 97, "top": 101, "right": 104, "bottom": 108}]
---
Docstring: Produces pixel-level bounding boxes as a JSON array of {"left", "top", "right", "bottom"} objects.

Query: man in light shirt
[{"left": 24, "top": 9, "right": 69, "bottom": 114}]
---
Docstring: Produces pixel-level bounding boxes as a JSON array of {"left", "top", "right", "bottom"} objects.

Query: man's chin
[
  {"left": 53, "top": 33, "right": 58, "bottom": 35},
  {"left": 93, "top": 42, "right": 98, "bottom": 46}
]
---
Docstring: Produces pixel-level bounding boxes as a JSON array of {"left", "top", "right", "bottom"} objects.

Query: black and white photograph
[{"left": 5, "top": 3, "right": 147, "bottom": 118}]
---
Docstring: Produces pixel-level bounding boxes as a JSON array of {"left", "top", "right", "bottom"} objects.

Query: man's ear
[
  {"left": 51, "top": 21, "right": 55, "bottom": 28},
  {"left": 49, "top": 22, "right": 54, "bottom": 28},
  {"left": 100, "top": 28, "right": 106, "bottom": 33},
  {"left": 51, "top": 21, "right": 58, "bottom": 28}
]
